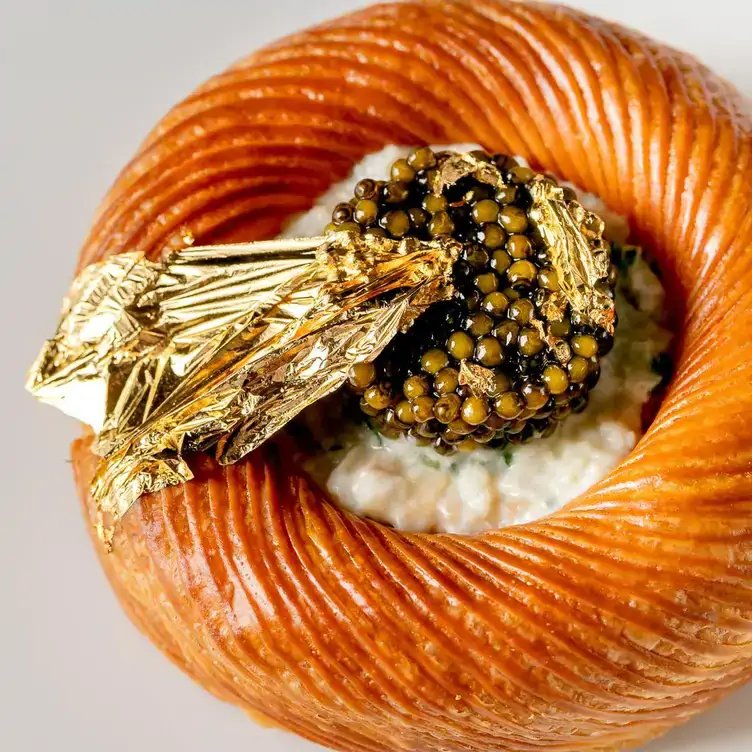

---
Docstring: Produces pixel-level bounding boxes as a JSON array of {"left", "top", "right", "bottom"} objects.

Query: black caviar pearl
[
  {"left": 453, "top": 260, "right": 473, "bottom": 284},
  {"left": 571, "top": 395, "right": 589, "bottom": 414},
  {"left": 595, "top": 328, "right": 615, "bottom": 355},
  {"left": 586, "top": 364, "right": 601, "bottom": 389},
  {"left": 354, "top": 178, "right": 378, "bottom": 200},
  {"left": 332, "top": 202, "right": 353, "bottom": 223}
]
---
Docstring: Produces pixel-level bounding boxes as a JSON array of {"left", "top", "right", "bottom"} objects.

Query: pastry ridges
[{"left": 71, "top": 2, "right": 752, "bottom": 750}]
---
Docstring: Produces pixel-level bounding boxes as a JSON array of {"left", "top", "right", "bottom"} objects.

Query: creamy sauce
[{"left": 283, "top": 146, "right": 672, "bottom": 534}]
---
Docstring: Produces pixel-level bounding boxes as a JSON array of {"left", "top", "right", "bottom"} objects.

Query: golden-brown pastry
[{"left": 67, "top": 1, "right": 752, "bottom": 750}]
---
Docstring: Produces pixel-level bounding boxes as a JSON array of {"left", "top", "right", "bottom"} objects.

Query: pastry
[{"left": 28, "top": 2, "right": 752, "bottom": 751}]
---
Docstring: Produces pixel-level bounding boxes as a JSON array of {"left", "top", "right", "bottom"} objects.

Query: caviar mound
[
  {"left": 70, "top": 2, "right": 752, "bottom": 752},
  {"left": 342, "top": 148, "right": 616, "bottom": 454}
]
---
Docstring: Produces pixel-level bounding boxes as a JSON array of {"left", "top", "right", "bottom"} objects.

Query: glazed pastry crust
[{"left": 71, "top": 2, "right": 752, "bottom": 750}]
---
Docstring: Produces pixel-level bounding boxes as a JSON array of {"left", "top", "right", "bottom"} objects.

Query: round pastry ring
[{"left": 72, "top": 2, "right": 752, "bottom": 750}]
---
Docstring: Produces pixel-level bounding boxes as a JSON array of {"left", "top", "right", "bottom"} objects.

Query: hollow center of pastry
[{"left": 283, "top": 145, "right": 672, "bottom": 534}]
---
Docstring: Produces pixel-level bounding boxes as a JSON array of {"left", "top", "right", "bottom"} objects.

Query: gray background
[{"left": 1, "top": 1, "right": 750, "bottom": 750}]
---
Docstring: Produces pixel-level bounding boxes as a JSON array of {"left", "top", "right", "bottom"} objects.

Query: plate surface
[{"left": 1, "top": 1, "right": 750, "bottom": 750}]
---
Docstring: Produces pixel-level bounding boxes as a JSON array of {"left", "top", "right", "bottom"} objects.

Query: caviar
[{"left": 341, "top": 147, "right": 618, "bottom": 453}]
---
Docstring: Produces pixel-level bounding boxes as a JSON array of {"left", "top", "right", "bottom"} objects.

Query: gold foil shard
[
  {"left": 552, "top": 340, "right": 572, "bottom": 365},
  {"left": 28, "top": 231, "right": 460, "bottom": 540},
  {"left": 458, "top": 361, "right": 496, "bottom": 397},
  {"left": 527, "top": 177, "right": 615, "bottom": 334},
  {"left": 529, "top": 319, "right": 571, "bottom": 365},
  {"left": 431, "top": 152, "right": 506, "bottom": 196}
]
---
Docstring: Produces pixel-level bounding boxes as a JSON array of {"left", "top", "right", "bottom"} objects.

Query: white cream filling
[{"left": 283, "top": 145, "right": 672, "bottom": 534}]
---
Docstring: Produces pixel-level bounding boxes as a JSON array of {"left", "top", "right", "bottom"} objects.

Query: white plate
[{"left": 1, "top": 1, "right": 750, "bottom": 750}]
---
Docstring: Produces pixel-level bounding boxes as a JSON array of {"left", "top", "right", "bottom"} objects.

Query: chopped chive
[{"left": 366, "top": 421, "right": 384, "bottom": 447}]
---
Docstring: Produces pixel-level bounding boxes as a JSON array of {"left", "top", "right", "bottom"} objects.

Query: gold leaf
[
  {"left": 527, "top": 177, "right": 615, "bottom": 334},
  {"left": 27, "top": 232, "right": 461, "bottom": 540},
  {"left": 458, "top": 361, "right": 496, "bottom": 396}
]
